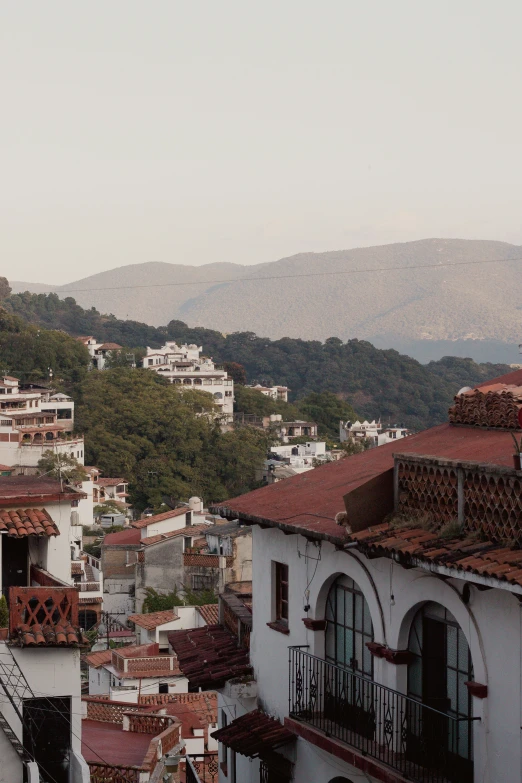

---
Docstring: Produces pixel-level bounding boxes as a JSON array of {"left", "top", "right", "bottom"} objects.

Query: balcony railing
[
  {"left": 185, "top": 754, "right": 219, "bottom": 783},
  {"left": 76, "top": 582, "right": 101, "bottom": 592},
  {"left": 289, "top": 647, "right": 476, "bottom": 783}
]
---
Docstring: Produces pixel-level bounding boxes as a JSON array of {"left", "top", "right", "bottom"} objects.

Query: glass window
[
  {"left": 325, "top": 576, "right": 373, "bottom": 677},
  {"left": 275, "top": 562, "right": 289, "bottom": 623}
]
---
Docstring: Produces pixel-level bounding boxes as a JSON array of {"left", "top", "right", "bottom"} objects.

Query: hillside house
[
  {"left": 75, "top": 336, "right": 127, "bottom": 370},
  {"left": 0, "top": 475, "right": 90, "bottom": 783},
  {"left": 246, "top": 384, "right": 290, "bottom": 402},
  {"left": 129, "top": 604, "right": 216, "bottom": 648},
  {"left": 84, "top": 642, "right": 189, "bottom": 701},
  {"left": 168, "top": 368, "right": 522, "bottom": 783},
  {"left": 340, "top": 418, "right": 411, "bottom": 447},
  {"left": 143, "top": 341, "right": 234, "bottom": 421},
  {"left": 81, "top": 696, "right": 184, "bottom": 782},
  {"left": 0, "top": 375, "right": 84, "bottom": 472}
]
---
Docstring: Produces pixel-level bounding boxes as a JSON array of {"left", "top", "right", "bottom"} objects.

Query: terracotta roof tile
[
  {"left": 0, "top": 508, "right": 59, "bottom": 537},
  {"left": 132, "top": 507, "right": 188, "bottom": 529},
  {"left": 103, "top": 528, "right": 141, "bottom": 546},
  {"left": 129, "top": 610, "right": 179, "bottom": 630},
  {"left": 11, "top": 622, "right": 88, "bottom": 647},
  {"left": 168, "top": 625, "right": 251, "bottom": 689},
  {"left": 348, "top": 522, "right": 522, "bottom": 588},
  {"left": 84, "top": 649, "right": 113, "bottom": 668},
  {"left": 139, "top": 692, "right": 218, "bottom": 725},
  {"left": 196, "top": 604, "right": 219, "bottom": 625},
  {"left": 211, "top": 710, "right": 295, "bottom": 757}
]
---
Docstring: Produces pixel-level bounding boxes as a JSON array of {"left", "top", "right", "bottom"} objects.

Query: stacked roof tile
[
  {"left": 449, "top": 384, "right": 522, "bottom": 428},
  {"left": 349, "top": 523, "right": 522, "bottom": 587},
  {"left": 12, "top": 622, "right": 88, "bottom": 647},
  {"left": 211, "top": 710, "right": 295, "bottom": 757},
  {"left": 196, "top": 604, "right": 219, "bottom": 625},
  {"left": 168, "top": 625, "right": 251, "bottom": 688},
  {"left": 0, "top": 508, "right": 59, "bottom": 537}
]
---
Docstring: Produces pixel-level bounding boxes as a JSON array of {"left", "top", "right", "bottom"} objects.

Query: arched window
[
  {"left": 183, "top": 378, "right": 192, "bottom": 385},
  {"left": 193, "top": 378, "right": 202, "bottom": 385},
  {"left": 325, "top": 575, "right": 373, "bottom": 677},
  {"left": 45, "top": 431, "right": 54, "bottom": 441},
  {"left": 408, "top": 602, "right": 473, "bottom": 781}
]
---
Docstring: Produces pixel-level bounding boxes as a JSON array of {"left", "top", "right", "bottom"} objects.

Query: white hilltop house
[
  {"left": 75, "top": 336, "right": 130, "bottom": 370},
  {"left": 246, "top": 384, "right": 290, "bottom": 402},
  {"left": 0, "top": 376, "right": 84, "bottom": 472},
  {"left": 340, "top": 418, "right": 411, "bottom": 447},
  {"left": 143, "top": 341, "right": 234, "bottom": 421}
]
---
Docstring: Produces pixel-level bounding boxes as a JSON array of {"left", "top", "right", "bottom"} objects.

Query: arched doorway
[
  {"left": 323, "top": 576, "right": 375, "bottom": 738},
  {"left": 325, "top": 575, "right": 374, "bottom": 676},
  {"left": 408, "top": 602, "right": 474, "bottom": 782},
  {"left": 328, "top": 778, "right": 354, "bottom": 783}
]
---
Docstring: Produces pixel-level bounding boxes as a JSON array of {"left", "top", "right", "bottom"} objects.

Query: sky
[{"left": 1, "top": 1, "right": 522, "bottom": 284}]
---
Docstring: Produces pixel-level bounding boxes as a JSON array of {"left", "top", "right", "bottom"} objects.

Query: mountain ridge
[{"left": 11, "top": 238, "right": 522, "bottom": 362}]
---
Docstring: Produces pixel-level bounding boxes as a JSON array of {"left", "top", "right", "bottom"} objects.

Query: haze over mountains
[{"left": 11, "top": 239, "right": 522, "bottom": 363}]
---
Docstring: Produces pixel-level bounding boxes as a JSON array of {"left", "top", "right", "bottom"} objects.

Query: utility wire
[{"left": 29, "top": 253, "right": 522, "bottom": 295}]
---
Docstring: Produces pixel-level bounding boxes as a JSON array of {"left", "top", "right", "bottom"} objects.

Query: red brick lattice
[
  {"left": 84, "top": 699, "right": 148, "bottom": 724},
  {"left": 126, "top": 656, "right": 173, "bottom": 673},
  {"left": 9, "top": 586, "right": 79, "bottom": 633},
  {"left": 88, "top": 764, "right": 140, "bottom": 783},
  {"left": 183, "top": 553, "right": 233, "bottom": 568},
  {"left": 397, "top": 461, "right": 458, "bottom": 524},
  {"left": 463, "top": 471, "right": 522, "bottom": 545},
  {"left": 127, "top": 714, "right": 173, "bottom": 734}
]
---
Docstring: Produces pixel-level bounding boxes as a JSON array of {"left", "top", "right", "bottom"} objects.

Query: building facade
[{"left": 144, "top": 341, "right": 234, "bottom": 421}]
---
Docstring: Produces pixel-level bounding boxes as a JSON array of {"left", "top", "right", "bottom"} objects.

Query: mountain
[{"left": 11, "top": 239, "right": 522, "bottom": 362}]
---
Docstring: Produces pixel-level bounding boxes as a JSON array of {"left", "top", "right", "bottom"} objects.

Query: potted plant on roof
[{"left": 511, "top": 433, "right": 522, "bottom": 470}]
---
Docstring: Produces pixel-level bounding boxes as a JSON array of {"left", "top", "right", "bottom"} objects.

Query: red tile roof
[
  {"left": 129, "top": 610, "right": 179, "bottom": 630},
  {"left": 349, "top": 523, "right": 522, "bottom": 587},
  {"left": 84, "top": 649, "right": 112, "bottom": 668},
  {"left": 211, "top": 710, "right": 295, "bottom": 757},
  {"left": 0, "top": 476, "right": 86, "bottom": 503},
  {"left": 82, "top": 720, "right": 156, "bottom": 767},
  {"left": 168, "top": 625, "right": 251, "bottom": 689},
  {"left": 211, "top": 423, "right": 517, "bottom": 543},
  {"left": 113, "top": 642, "right": 160, "bottom": 659},
  {"left": 139, "top": 692, "right": 218, "bottom": 725},
  {"left": 196, "top": 604, "right": 219, "bottom": 625},
  {"left": 141, "top": 525, "right": 206, "bottom": 547},
  {"left": 103, "top": 528, "right": 141, "bottom": 546},
  {"left": 11, "top": 622, "right": 88, "bottom": 647},
  {"left": 98, "top": 343, "right": 123, "bottom": 350},
  {"left": 0, "top": 508, "right": 59, "bottom": 538},
  {"left": 132, "top": 507, "right": 188, "bottom": 529},
  {"left": 97, "top": 478, "right": 126, "bottom": 487}
]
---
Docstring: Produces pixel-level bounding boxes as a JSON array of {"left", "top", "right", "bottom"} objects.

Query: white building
[
  {"left": 75, "top": 336, "right": 126, "bottom": 370},
  {"left": 0, "top": 475, "right": 90, "bottom": 783},
  {"left": 85, "top": 642, "right": 189, "bottom": 701},
  {"left": 247, "top": 384, "right": 290, "bottom": 402},
  {"left": 340, "top": 418, "right": 411, "bottom": 447},
  {"left": 169, "top": 367, "right": 522, "bottom": 783},
  {"left": 0, "top": 376, "right": 84, "bottom": 472},
  {"left": 143, "top": 341, "right": 234, "bottom": 421}
]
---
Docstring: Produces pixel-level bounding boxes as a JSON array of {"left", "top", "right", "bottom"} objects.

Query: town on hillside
[{"left": 1, "top": 329, "right": 522, "bottom": 783}]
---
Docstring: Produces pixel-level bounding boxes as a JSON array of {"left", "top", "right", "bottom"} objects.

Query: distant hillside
[
  {"left": 11, "top": 238, "right": 522, "bottom": 362},
  {"left": 2, "top": 292, "right": 511, "bottom": 432}
]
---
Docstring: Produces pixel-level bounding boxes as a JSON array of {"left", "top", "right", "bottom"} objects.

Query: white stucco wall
[
  {"left": 88, "top": 666, "right": 111, "bottom": 696},
  {"left": 140, "top": 513, "right": 188, "bottom": 539},
  {"left": 247, "top": 524, "right": 522, "bottom": 783}
]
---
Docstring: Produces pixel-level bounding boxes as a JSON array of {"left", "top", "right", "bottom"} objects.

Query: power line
[{"left": 25, "top": 253, "right": 522, "bottom": 295}]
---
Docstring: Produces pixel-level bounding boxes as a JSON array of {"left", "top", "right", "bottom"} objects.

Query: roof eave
[{"left": 210, "top": 504, "right": 345, "bottom": 546}]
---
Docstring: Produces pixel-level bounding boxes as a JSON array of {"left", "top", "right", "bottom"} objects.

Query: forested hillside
[{"left": 3, "top": 290, "right": 511, "bottom": 431}]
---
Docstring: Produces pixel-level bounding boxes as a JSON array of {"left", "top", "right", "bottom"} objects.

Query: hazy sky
[{"left": 2, "top": 1, "right": 522, "bottom": 284}]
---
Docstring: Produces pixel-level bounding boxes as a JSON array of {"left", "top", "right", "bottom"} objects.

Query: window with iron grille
[
  {"left": 325, "top": 576, "right": 374, "bottom": 676},
  {"left": 275, "top": 562, "right": 289, "bottom": 623},
  {"left": 192, "top": 573, "right": 214, "bottom": 591}
]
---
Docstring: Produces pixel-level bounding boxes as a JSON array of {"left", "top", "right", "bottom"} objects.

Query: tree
[
  {"left": 75, "top": 368, "right": 269, "bottom": 510},
  {"left": 93, "top": 500, "right": 125, "bottom": 517},
  {"left": 223, "top": 362, "right": 247, "bottom": 385},
  {"left": 341, "top": 437, "right": 372, "bottom": 456},
  {"left": 37, "top": 451, "right": 88, "bottom": 484},
  {"left": 0, "top": 278, "right": 12, "bottom": 302},
  {"left": 142, "top": 586, "right": 217, "bottom": 613}
]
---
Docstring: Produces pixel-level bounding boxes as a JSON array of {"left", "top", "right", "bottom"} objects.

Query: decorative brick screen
[
  {"left": 128, "top": 714, "right": 173, "bottom": 734},
  {"left": 463, "top": 470, "right": 522, "bottom": 545},
  {"left": 183, "top": 553, "right": 233, "bottom": 568},
  {"left": 397, "top": 459, "right": 458, "bottom": 523},
  {"left": 126, "top": 656, "right": 174, "bottom": 673},
  {"left": 396, "top": 454, "right": 522, "bottom": 545},
  {"left": 84, "top": 698, "right": 146, "bottom": 723},
  {"left": 89, "top": 764, "right": 140, "bottom": 782}
]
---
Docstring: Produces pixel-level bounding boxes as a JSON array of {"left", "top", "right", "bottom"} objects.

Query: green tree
[
  {"left": 0, "top": 595, "right": 8, "bottom": 628},
  {"left": 37, "top": 451, "right": 88, "bottom": 484},
  {"left": 0, "top": 278, "right": 12, "bottom": 302},
  {"left": 223, "top": 362, "right": 247, "bottom": 385}
]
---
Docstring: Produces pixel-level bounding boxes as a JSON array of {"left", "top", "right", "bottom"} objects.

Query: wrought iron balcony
[
  {"left": 185, "top": 754, "right": 219, "bottom": 783},
  {"left": 289, "top": 647, "right": 476, "bottom": 783}
]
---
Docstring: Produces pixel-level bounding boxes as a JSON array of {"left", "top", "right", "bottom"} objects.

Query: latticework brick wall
[{"left": 397, "top": 460, "right": 458, "bottom": 523}]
